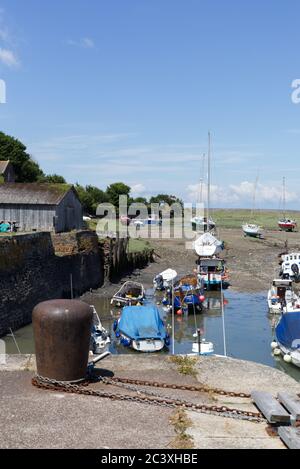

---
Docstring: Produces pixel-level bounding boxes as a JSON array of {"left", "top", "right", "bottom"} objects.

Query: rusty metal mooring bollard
[{"left": 33, "top": 299, "right": 93, "bottom": 383}]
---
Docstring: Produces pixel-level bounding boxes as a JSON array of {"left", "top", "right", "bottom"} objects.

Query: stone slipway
[{"left": 1, "top": 354, "right": 300, "bottom": 449}]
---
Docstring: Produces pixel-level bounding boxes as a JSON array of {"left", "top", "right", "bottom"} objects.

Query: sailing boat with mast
[
  {"left": 242, "top": 174, "right": 264, "bottom": 239},
  {"left": 278, "top": 177, "right": 297, "bottom": 232},
  {"left": 191, "top": 132, "right": 216, "bottom": 232}
]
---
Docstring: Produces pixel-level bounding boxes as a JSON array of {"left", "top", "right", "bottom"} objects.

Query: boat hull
[
  {"left": 278, "top": 222, "right": 297, "bottom": 232},
  {"left": 132, "top": 339, "right": 165, "bottom": 352},
  {"left": 242, "top": 224, "right": 264, "bottom": 238},
  {"left": 275, "top": 342, "right": 300, "bottom": 368}
]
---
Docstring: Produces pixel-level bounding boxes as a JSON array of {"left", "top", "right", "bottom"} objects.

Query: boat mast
[
  {"left": 251, "top": 174, "right": 259, "bottom": 220},
  {"left": 282, "top": 177, "right": 286, "bottom": 219},
  {"left": 199, "top": 153, "right": 206, "bottom": 204},
  {"left": 207, "top": 132, "right": 211, "bottom": 229}
]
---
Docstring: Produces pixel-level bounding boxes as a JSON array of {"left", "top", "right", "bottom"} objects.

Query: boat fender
[
  {"left": 115, "top": 331, "right": 120, "bottom": 338},
  {"left": 271, "top": 341, "right": 278, "bottom": 349},
  {"left": 113, "top": 320, "right": 118, "bottom": 332},
  {"left": 273, "top": 348, "right": 281, "bottom": 356},
  {"left": 199, "top": 295, "right": 205, "bottom": 302},
  {"left": 120, "top": 337, "right": 131, "bottom": 347},
  {"left": 283, "top": 354, "right": 292, "bottom": 363}
]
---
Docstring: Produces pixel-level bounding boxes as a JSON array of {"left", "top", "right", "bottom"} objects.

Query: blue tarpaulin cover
[
  {"left": 118, "top": 305, "right": 167, "bottom": 340},
  {"left": 276, "top": 312, "right": 300, "bottom": 349}
]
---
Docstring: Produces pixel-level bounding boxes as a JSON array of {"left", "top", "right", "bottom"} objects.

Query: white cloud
[
  {"left": 131, "top": 184, "right": 146, "bottom": 196},
  {"left": 67, "top": 37, "right": 95, "bottom": 49},
  {"left": 0, "top": 48, "right": 19, "bottom": 67},
  {"left": 186, "top": 181, "right": 298, "bottom": 207},
  {"left": 0, "top": 10, "right": 20, "bottom": 67}
]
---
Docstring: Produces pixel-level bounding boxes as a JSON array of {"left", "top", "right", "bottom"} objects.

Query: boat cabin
[
  {"left": 196, "top": 257, "right": 228, "bottom": 290},
  {"left": 272, "top": 279, "right": 293, "bottom": 300},
  {"left": 280, "top": 253, "right": 300, "bottom": 279}
]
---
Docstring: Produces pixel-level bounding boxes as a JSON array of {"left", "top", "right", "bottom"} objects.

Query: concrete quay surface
[{"left": 1, "top": 354, "right": 300, "bottom": 449}]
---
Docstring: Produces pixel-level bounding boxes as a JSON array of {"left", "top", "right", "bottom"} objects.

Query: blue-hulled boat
[
  {"left": 275, "top": 312, "right": 300, "bottom": 367},
  {"left": 114, "top": 305, "right": 170, "bottom": 352},
  {"left": 161, "top": 274, "right": 205, "bottom": 313}
]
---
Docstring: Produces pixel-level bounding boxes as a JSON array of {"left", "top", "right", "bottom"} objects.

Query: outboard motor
[{"left": 291, "top": 264, "right": 300, "bottom": 282}]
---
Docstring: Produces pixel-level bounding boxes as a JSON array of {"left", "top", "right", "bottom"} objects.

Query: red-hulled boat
[{"left": 278, "top": 219, "right": 297, "bottom": 232}]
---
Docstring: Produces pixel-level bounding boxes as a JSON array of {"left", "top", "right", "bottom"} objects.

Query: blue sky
[{"left": 0, "top": 0, "right": 300, "bottom": 208}]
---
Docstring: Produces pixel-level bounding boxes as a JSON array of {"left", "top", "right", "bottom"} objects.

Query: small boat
[
  {"left": 114, "top": 305, "right": 170, "bottom": 352},
  {"left": 120, "top": 215, "right": 131, "bottom": 226},
  {"left": 267, "top": 279, "right": 300, "bottom": 314},
  {"left": 278, "top": 219, "right": 297, "bottom": 232},
  {"left": 196, "top": 257, "right": 229, "bottom": 291},
  {"left": 280, "top": 252, "right": 300, "bottom": 282},
  {"left": 111, "top": 281, "right": 145, "bottom": 307},
  {"left": 190, "top": 340, "right": 214, "bottom": 356},
  {"left": 273, "top": 312, "right": 300, "bottom": 367},
  {"left": 242, "top": 175, "right": 264, "bottom": 239},
  {"left": 194, "top": 232, "right": 224, "bottom": 257},
  {"left": 153, "top": 268, "right": 177, "bottom": 291},
  {"left": 132, "top": 215, "right": 161, "bottom": 227},
  {"left": 278, "top": 177, "right": 297, "bottom": 232},
  {"left": 161, "top": 274, "right": 205, "bottom": 313},
  {"left": 90, "top": 306, "right": 111, "bottom": 355},
  {"left": 242, "top": 223, "right": 264, "bottom": 239},
  {"left": 191, "top": 216, "right": 215, "bottom": 232}
]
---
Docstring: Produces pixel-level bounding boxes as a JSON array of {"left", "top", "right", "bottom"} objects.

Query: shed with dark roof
[{"left": 0, "top": 183, "right": 83, "bottom": 232}]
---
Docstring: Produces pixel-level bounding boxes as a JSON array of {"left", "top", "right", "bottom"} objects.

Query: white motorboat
[
  {"left": 280, "top": 252, "right": 300, "bottom": 282},
  {"left": 242, "top": 223, "right": 264, "bottom": 239},
  {"left": 90, "top": 306, "right": 111, "bottom": 355},
  {"left": 267, "top": 279, "right": 300, "bottom": 314},
  {"left": 194, "top": 232, "right": 223, "bottom": 257},
  {"left": 191, "top": 216, "right": 216, "bottom": 232},
  {"left": 196, "top": 257, "right": 229, "bottom": 291},
  {"left": 111, "top": 281, "right": 145, "bottom": 306},
  {"left": 153, "top": 268, "right": 178, "bottom": 290}
]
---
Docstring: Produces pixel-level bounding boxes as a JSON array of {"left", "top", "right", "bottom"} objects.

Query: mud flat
[
  {"left": 92, "top": 227, "right": 300, "bottom": 297},
  {"left": 1, "top": 354, "right": 300, "bottom": 449}
]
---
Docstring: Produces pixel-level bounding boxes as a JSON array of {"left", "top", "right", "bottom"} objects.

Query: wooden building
[
  {"left": 0, "top": 161, "right": 15, "bottom": 183},
  {"left": 0, "top": 183, "right": 83, "bottom": 232}
]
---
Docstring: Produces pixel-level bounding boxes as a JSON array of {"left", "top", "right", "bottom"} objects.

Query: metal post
[
  {"left": 70, "top": 274, "right": 74, "bottom": 300},
  {"left": 9, "top": 328, "right": 21, "bottom": 355},
  {"left": 172, "top": 278, "right": 175, "bottom": 355},
  {"left": 197, "top": 328, "right": 201, "bottom": 356},
  {"left": 221, "top": 282, "right": 227, "bottom": 357}
]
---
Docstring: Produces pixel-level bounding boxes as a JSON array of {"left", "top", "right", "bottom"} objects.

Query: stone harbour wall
[
  {"left": 0, "top": 231, "right": 153, "bottom": 336},
  {"left": 0, "top": 231, "right": 103, "bottom": 336}
]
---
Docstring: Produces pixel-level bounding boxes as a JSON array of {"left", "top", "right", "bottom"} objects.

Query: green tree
[
  {"left": 149, "top": 194, "right": 183, "bottom": 206},
  {"left": 75, "top": 184, "right": 109, "bottom": 215},
  {"left": 42, "top": 174, "right": 66, "bottom": 183},
  {"left": 0, "top": 131, "right": 44, "bottom": 182},
  {"left": 106, "top": 182, "right": 131, "bottom": 207},
  {"left": 131, "top": 197, "right": 148, "bottom": 204}
]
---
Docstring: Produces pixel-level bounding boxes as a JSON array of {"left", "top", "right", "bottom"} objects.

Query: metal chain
[
  {"left": 104, "top": 376, "right": 251, "bottom": 398},
  {"left": 32, "top": 375, "right": 264, "bottom": 423}
]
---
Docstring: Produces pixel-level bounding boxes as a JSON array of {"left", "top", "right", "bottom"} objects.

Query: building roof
[
  {"left": 0, "top": 183, "right": 75, "bottom": 205},
  {"left": 0, "top": 160, "right": 10, "bottom": 174}
]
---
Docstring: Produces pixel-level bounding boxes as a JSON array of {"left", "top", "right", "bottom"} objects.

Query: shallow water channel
[{"left": 3, "top": 290, "right": 300, "bottom": 382}]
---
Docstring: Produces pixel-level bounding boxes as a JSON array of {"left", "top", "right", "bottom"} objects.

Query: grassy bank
[{"left": 211, "top": 209, "right": 300, "bottom": 230}]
